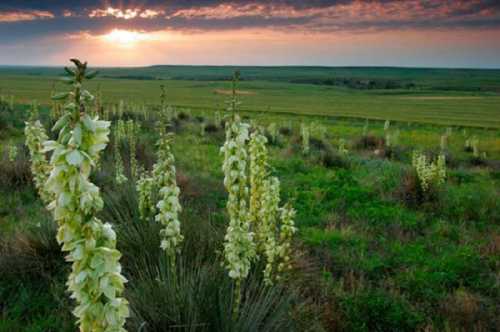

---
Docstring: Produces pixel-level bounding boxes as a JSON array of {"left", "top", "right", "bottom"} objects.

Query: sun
[{"left": 102, "top": 29, "right": 151, "bottom": 47}]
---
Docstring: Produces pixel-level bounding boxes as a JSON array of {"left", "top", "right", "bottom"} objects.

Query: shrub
[
  {"left": 440, "top": 182, "right": 500, "bottom": 223},
  {"left": 340, "top": 289, "right": 423, "bottom": 332},
  {"left": 439, "top": 289, "right": 490, "bottom": 331},
  {"left": 318, "top": 150, "right": 349, "bottom": 169},
  {"left": 0, "top": 146, "right": 32, "bottom": 188},
  {"left": 309, "top": 137, "right": 327, "bottom": 151},
  {"left": 0, "top": 216, "right": 62, "bottom": 280},
  {"left": 354, "top": 135, "right": 384, "bottom": 150},
  {"left": 279, "top": 127, "right": 292, "bottom": 136},
  {"left": 396, "top": 169, "right": 426, "bottom": 208},
  {"left": 469, "top": 156, "right": 487, "bottom": 167},
  {"left": 127, "top": 255, "right": 296, "bottom": 332},
  {"left": 177, "top": 111, "right": 190, "bottom": 121}
]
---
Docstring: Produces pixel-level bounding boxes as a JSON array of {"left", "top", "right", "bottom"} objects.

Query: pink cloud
[
  {"left": 88, "top": 7, "right": 164, "bottom": 19},
  {"left": 0, "top": 10, "right": 54, "bottom": 22}
]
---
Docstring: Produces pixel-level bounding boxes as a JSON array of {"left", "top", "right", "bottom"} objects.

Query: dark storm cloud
[{"left": 1, "top": 0, "right": 499, "bottom": 44}]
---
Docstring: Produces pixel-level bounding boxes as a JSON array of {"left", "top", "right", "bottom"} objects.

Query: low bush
[
  {"left": 279, "top": 127, "right": 292, "bottom": 136},
  {"left": 354, "top": 135, "right": 384, "bottom": 150},
  {"left": 340, "top": 289, "right": 424, "bottom": 332},
  {"left": 0, "top": 145, "right": 32, "bottom": 188},
  {"left": 178, "top": 111, "right": 190, "bottom": 121},
  {"left": 318, "top": 150, "right": 350, "bottom": 169},
  {"left": 204, "top": 122, "right": 219, "bottom": 133}
]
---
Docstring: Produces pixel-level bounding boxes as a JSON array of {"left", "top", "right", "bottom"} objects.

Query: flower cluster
[
  {"left": 221, "top": 115, "right": 255, "bottom": 281},
  {"left": 247, "top": 130, "right": 297, "bottom": 285},
  {"left": 44, "top": 59, "right": 129, "bottom": 332},
  {"left": 338, "top": 138, "right": 349, "bottom": 156},
  {"left": 267, "top": 122, "right": 278, "bottom": 143},
  {"left": 200, "top": 122, "right": 206, "bottom": 136},
  {"left": 384, "top": 120, "right": 390, "bottom": 132},
  {"left": 261, "top": 177, "right": 281, "bottom": 285},
  {"left": 300, "top": 123, "right": 310, "bottom": 155},
  {"left": 440, "top": 134, "right": 448, "bottom": 151},
  {"left": 8, "top": 143, "right": 17, "bottom": 162},
  {"left": 152, "top": 134, "right": 183, "bottom": 260},
  {"left": 116, "top": 119, "right": 126, "bottom": 141},
  {"left": 25, "top": 119, "right": 51, "bottom": 204},
  {"left": 136, "top": 171, "right": 155, "bottom": 221},
  {"left": 275, "top": 204, "right": 297, "bottom": 277},
  {"left": 471, "top": 137, "right": 480, "bottom": 157},
  {"left": 113, "top": 124, "right": 127, "bottom": 184},
  {"left": 412, "top": 151, "right": 446, "bottom": 192},
  {"left": 127, "top": 119, "right": 139, "bottom": 179},
  {"left": 214, "top": 111, "right": 222, "bottom": 127},
  {"left": 248, "top": 129, "right": 268, "bottom": 230},
  {"left": 311, "top": 122, "right": 327, "bottom": 140}
]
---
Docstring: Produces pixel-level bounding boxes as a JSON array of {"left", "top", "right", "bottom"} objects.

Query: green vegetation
[
  {"left": 1, "top": 65, "right": 499, "bottom": 331},
  {"left": 1, "top": 66, "right": 500, "bottom": 128}
]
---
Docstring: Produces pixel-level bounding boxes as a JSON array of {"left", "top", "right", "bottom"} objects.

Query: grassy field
[
  {"left": 0, "top": 66, "right": 499, "bottom": 331},
  {"left": 1, "top": 72, "right": 500, "bottom": 128}
]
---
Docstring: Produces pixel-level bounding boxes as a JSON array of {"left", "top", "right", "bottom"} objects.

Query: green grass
[
  {"left": 1, "top": 67, "right": 499, "bottom": 331},
  {"left": 1, "top": 65, "right": 500, "bottom": 128}
]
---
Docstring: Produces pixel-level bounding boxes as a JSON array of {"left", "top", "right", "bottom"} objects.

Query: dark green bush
[{"left": 340, "top": 290, "right": 423, "bottom": 332}]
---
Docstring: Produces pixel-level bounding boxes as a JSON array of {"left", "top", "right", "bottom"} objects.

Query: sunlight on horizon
[{"left": 101, "top": 29, "right": 154, "bottom": 48}]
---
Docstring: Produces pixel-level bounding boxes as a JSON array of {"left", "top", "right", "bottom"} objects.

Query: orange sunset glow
[{"left": 0, "top": 1, "right": 499, "bottom": 67}]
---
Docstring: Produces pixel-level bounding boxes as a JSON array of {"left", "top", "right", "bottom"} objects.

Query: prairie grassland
[
  {"left": 1, "top": 74, "right": 500, "bottom": 128},
  {"left": 0, "top": 67, "right": 499, "bottom": 331}
]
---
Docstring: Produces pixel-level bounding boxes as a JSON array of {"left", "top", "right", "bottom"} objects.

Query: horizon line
[{"left": 1, "top": 64, "right": 500, "bottom": 70}]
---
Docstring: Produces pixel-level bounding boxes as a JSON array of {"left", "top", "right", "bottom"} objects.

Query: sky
[{"left": 1, "top": 0, "right": 500, "bottom": 68}]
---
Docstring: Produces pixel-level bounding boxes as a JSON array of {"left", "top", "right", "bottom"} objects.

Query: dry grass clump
[{"left": 0, "top": 145, "right": 32, "bottom": 188}]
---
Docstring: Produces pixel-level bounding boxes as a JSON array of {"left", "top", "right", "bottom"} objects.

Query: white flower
[
  {"left": 152, "top": 135, "right": 183, "bottom": 259},
  {"left": 25, "top": 119, "right": 52, "bottom": 204},
  {"left": 45, "top": 60, "right": 129, "bottom": 332},
  {"left": 412, "top": 150, "right": 446, "bottom": 192},
  {"left": 221, "top": 115, "right": 255, "bottom": 281}
]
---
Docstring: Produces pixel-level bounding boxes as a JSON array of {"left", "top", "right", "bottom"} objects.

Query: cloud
[
  {"left": 0, "top": 9, "right": 53, "bottom": 22},
  {"left": 0, "top": 0, "right": 499, "bottom": 43},
  {"left": 88, "top": 7, "right": 164, "bottom": 19}
]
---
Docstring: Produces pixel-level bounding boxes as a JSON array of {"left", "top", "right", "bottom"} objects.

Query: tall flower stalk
[
  {"left": 25, "top": 103, "right": 52, "bottom": 204},
  {"left": 275, "top": 204, "right": 297, "bottom": 278},
  {"left": 412, "top": 150, "right": 446, "bottom": 192},
  {"left": 43, "top": 59, "right": 129, "bottom": 332},
  {"left": 221, "top": 114, "right": 256, "bottom": 320},
  {"left": 136, "top": 171, "right": 155, "bottom": 221},
  {"left": 301, "top": 123, "right": 310, "bottom": 155},
  {"left": 248, "top": 129, "right": 268, "bottom": 230},
  {"left": 127, "top": 119, "right": 139, "bottom": 179},
  {"left": 152, "top": 134, "right": 183, "bottom": 263},
  {"left": 261, "top": 177, "right": 281, "bottom": 285},
  {"left": 8, "top": 143, "right": 17, "bottom": 162},
  {"left": 113, "top": 124, "right": 127, "bottom": 184}
]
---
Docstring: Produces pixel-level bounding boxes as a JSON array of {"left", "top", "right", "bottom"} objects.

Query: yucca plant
[
  {"left": 8, "top": 143, "right": 18, "bottom": 162},
  {"left": 300, "top": 123, "right": 310, "bottom": 155},
  {"left": 43, "top": 59, "right": 129, "bottom": 331},
  {"left": 221, "top": 114, "right": 256, "bottom": 320},
  {"left": 114, "top": 125, "right": 128, "bottom": 184},
  {"left": 24, "top": 101, "right": 51, "bottom": 204},
  {"left": 127, "top": 119, "right": 139, "bottom": 179},
  {"left": 136, "top": 171, "right": 156, "bottom": 221},
  {"left": 267, "top": 122, "right": 278, "bottom": 144},
  {"left": 152, "top": 134, "right": 183, "bottom": 264},
  {"left": 411, "top": 150, "right": 446, "bottom": 192}
]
